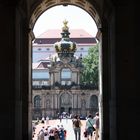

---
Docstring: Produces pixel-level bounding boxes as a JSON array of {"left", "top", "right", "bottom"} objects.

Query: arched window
[
  {"left": 90, "top": 95, "right": 98, "bottom": 108},
  {"left": 34, "top": 95, "right": 41, "bottom": 108}
]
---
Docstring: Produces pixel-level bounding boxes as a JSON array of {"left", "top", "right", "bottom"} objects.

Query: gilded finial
[
  {"left": 63, "top": 19, "right": 68, "bottom": 26},
  {"left": 62, "top": 19, "right": 69, "bottom": 31}
]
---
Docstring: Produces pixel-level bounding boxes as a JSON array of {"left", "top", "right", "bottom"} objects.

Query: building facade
[
  {"left": 32, "top": 29, "right": 97, "bottom": 62},
  {"left": 32, "top": 21, "right": 99, "bottom": 119}
]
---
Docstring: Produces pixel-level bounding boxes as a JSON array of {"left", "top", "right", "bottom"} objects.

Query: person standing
[
  {"left": 46, "top": 116, "right": 49, "bottom": 125},
  {"left": 49, "top": 129, "right": 55, "bottom": 140},
  {"left": 44, "top": 128, "right": 49, "bottom": 140},
  {"left": 38, "top": 128, "right": 45, "bottom": 140},
  {"left": 93, "top": 112, "right": 99, "bottom": 140},
  {"left": 58, "top": 125, "right": 65, "bottom": 140},
  {"left": 85, "top": 114, "right": 95, "bottom": 140},
  {"left": 41, "top": 116, "right": 45, "bottom": 124},
  {"left": 72, "top": 115, "right": 82, "bottom": 140}
]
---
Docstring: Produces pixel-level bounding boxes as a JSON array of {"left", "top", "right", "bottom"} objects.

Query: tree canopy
[{"left": 80, "top": 43, "right": 99, "bottom": 88}]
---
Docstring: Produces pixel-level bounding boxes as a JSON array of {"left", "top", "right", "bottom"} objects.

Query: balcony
[
  {"left": 32, "top": 82, "right": 98, "bottom": 90},
  {"left": 32, "top": 85, "right": 51, "bottom": 90}
]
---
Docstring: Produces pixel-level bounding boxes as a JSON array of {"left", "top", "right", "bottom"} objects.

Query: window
[
  {"left": 61, "top": 68, "right": 72, "bottom": 85},
  {"left": 32, "top": 70, "right": 49, "bottom": 79},
  {"left": 61, "top": 68, "right": 71, "bottom": 79},
  {"left": 38, "top": 48, "right": 42, "bottom": 51},
  {"left": 34, "top": 95, "right": 41, "bottom": 108}
]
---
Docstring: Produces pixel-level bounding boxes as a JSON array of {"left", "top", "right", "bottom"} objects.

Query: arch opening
[{"left": 29, "top": 1, "right": 102, "bottom": 140}]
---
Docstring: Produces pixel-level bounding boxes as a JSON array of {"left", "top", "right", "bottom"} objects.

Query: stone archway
[
  {"left": 28, "top": 0, "right": 102, "bottom": 139},
  {"left": 29, "top": 0, "right": 101, "bottom": 33},
  {"left": 1, "top": 0, "right": 134, "bottom": 139}
]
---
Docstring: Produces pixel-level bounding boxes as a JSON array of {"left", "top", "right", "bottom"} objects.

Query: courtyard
[{"left": 32, "top": 118, "right": 98, "bottom": 140}]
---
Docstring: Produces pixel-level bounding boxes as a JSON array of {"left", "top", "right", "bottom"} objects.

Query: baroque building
[{"left": 32, "top": 20, "right": 99, "bottom": 119}]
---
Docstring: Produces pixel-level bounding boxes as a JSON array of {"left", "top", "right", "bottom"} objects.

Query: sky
[{"left": 33, "top": 5, "right": 98, "bottom": 38}]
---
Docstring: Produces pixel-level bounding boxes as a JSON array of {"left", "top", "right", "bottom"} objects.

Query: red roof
[
  {"left": 33, "top": 61, "right": 51, "bottom": 69},
  {"left": 34, "top": 29, "right": 97, "bottom": 44},
  {"left": 37, "top": 29, "right": 93, "bottom": 38},
  {"left": 37, "top": 62, "right": 49, "bottom": 68},
  {"left": 34, "top": 38, "right": 96, "bottom": 44}
]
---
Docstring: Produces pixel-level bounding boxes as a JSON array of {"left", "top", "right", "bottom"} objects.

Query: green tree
[{"left": 80, "top": 43, "right": 99, "bottom": 87}]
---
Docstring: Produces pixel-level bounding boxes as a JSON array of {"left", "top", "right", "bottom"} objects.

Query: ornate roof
[{"left": 54, "top": 20, "right": 77, "bottom": 58}]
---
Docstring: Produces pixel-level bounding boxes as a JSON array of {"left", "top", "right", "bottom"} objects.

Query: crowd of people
[
  {"left": 36, "top": 125, "right": 66, "bottom": 140},
  {"left": 32, "top": 112, "right": 100, "bottom": 140},
  {"left": 72, "top": 112, "right": 99, "bottom": 140},
  {"left": 84, "top": 112, "right": 99, "bottom": 140}
]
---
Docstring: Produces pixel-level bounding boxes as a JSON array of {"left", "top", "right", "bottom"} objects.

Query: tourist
[
  {"left": 44, "top": 128, "right": 49, "bottom": 140},
  {"left": 93, "top": 112, "right": 99, "bottom": 140},
  {"left": 37, "top": 128, "right": 45, "bottom": 140},
  {"left": 41, "top": 116, "right": 45, "bottom": 123},
  {"left": 72, "top": 115, "right": 82, "bottom": 140},
  {"left": 58, "top": 125, "right": 65, "bottom": 140},
  {"left": 46, "top": 116, "right": 49, "bottom": 125},
  {"left": 85, "top": 114, "right": 95, "bottom": 140}
]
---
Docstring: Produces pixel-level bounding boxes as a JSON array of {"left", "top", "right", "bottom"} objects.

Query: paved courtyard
[{"left": 32, "top": 118, "right": 96, "bottom": 140}]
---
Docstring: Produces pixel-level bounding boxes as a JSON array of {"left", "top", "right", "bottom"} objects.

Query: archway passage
[
  {"left": 60, "top": 92, "right": 72, "bottom": 113},
  {"left": 30, "top": 1, "right": 102, "bottom": 140},
  {"left": 0, "top": 0, "right": 136, "bottom": 140}
]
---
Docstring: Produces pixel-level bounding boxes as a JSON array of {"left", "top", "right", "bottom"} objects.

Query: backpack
[{"left": 73, "top": 119, "right": 80, "bottom": 127}]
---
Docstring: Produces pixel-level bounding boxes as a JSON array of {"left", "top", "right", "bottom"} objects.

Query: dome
[{"left": 54, "top": 20, "right": 77, "bottom": 57}]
